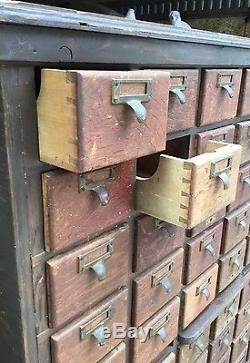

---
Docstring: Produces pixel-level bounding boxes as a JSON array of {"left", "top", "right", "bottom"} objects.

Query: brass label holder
[
  {"left": 196, "top": 277, "right": 211, "bottom": 300},
  {"left": 200, "top": 233, "right": 216, "bottom": 256},
  {"left": 151, "top": 262, "right": 173, "bottom": 293},
  {"left": 236, "top": 211, "right": 248, "bottom": 230},
  {"left": 149, "top": 313, "right": 170, "bottom": 342}
]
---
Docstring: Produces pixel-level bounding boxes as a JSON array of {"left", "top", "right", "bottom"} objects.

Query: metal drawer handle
[
  {"left": 205, "top": 243, "right": 215, "bottom": 257},
  {"left": 152, "top": 262, "right": 173, "bottom": 293},
  {"left": 217, "top": 73, "right": 234, "bottom": 98},
  {"left": 170, "top": 75, "right": 187, "bottom": 104},
  {"left": 239, "top": 219, "right": 247, "bottom": 230},
  {"left": 156, "top": 327, "right": 167, "bottom": 342},
  {"left": 210, "top": 157, "right": 232, "bottom": 190},
  {"left": 221, "top": 335, "right": 230, "bottom": 347},
  {"left": 230, "top": 256, "right": 241, "bottom": 271},
  {"left": 159, "top": 276, "right": 172, "bottom": 293},
  {"left": 91, "top": 325, "right": 106, "bottom": 346},
  {"left": 240, "top": 335, "right": 249, "bottom": 346},
  {"left": 90, "top": 260, "right": 107, "bottom": 281},
  {"left": 244, "top": 307, "right": 250, "bottom": 316},
  {"left": 242, "top": 175, "right": 250, "bottom": 187},
  {"left": 170, "top": 88, "right": 186, "bottom": 104},
  {"left": 155, "top": 219, "right": 176, "bottom": 237},
  {"left": 200, "top": 234, "right": 216, "bottom": 257},
  {"left": 200, "top": 287, "right": 211, "bottom": 300},
  {"left": 79, "top": 174, "right": 110, "bottom": 206},
  {"left": 194, "top": 337, "right": 205, "bottom": 353},
  {"left": 221, "top": 84, "right": 234, "bottom": 98},
  {"left": 149, "top": 313, "right": 170, "bottom": 342}
]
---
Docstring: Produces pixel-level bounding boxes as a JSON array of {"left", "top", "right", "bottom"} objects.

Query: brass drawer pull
[
  {"left": 229, "top": 254, "right": 241, "bottom": 271},
  {"left": 244, "top": 302, "right": 250, "bottom": 316},
  {"left": 239, "top": 334, "right": 249, "bottom": 346},
  {"left": 200, "top": 234, "right": 215, "bottom": 257},
  {"left": 155, "top": 219, "right": 176, "bottom": 237},
  {"left": 224, "top": 298, "right": 236, "bottom": 317},
  {"left": 79, "top": 174, "right": 110, "bottom": 206},
  {"left": 210, "top": 157, "right": 232, "bottom": 190},
  {"left": 78, "top": 241, "right": 113, "bottom": 281},
  {"left": 236, "top": 211, "right": 248, "bottom": 230},
  {"left": 112, "top": 79, "right": 152, "bottom": 124},
  {"left": 152, "top": 262, "right": 173, "bottom": 293},
  {"left": 170, "top": 75, "right": 187, "bottom": 104},
  {"left": 149, "top": 313, "right": 170, "bottom": 342},
  {"left": 194, "top": 336, "right": 205, "bottom": 353},
  {"left": 219, "top": 330, "right": 230, "bottom": 347},
  {"left": 196, "top": 277, "right": 211, "bottom": 301},
  {"left": 217, "top": 73, "right": 234, "bottom": 98},
  {"left": 241, "top": 175, "right": 250, "bottom": 187}
]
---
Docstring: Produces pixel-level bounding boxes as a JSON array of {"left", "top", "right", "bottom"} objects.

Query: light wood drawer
[
  {"left": 97, "top": 342, "right": 126, "bottom": 363},
  {"left": 133, "top": 248, "right": 184, "bottom": 326},
  {"left": 234, "top": 301, "right": 250, "bottom": 339},
  {"left": 42, "top": 161, "right": 134, "bottom": 251},
  {"left": 181, "top": 264, "right": 218, "bottom": 329},
  {"left": 231, "top": 323, "right": 250, "bottom": 362},
  {"left": 136, "top": 141, "right": 241, "bottom": 229},
  {"left": 186, "top": 209, "right": 225, "bottom": 238},
  {"left": 221, "top": 203, "right": 250, "bottom": 254},
  {"left": 199, "top": 69, "right": 242, "bottom": 126},
  {"left": 218, "top": 240, "right": 246, "bottom": 293},
  {"left": 133, "top": 297, "right": 180, "bottom": 363},
  {"left": 46, "top": 225, "right": 129, "bottom": 328},
  {"left": 134, "top": 215, "right": 185, "bottom": 273},
  {"left": 228, "top": 162, "right": 250, "bottom": 212},
  {"left": 51, "top": 288, "right": 128, "bottom": 363},
  {"left": 235, "top": 121, "right": 250, "bottom": 164},
  {"left": 185, "top": 221, "right": 223, "bottom": 284},
  {"left": 177, "top": 327, "right": 210, "bottom": 363},
  {"left": 168, "top": 69, "right": 199, "bottom": 133},
  {"left": 37, "top": 69, "right": 170, "bottom": 173}
]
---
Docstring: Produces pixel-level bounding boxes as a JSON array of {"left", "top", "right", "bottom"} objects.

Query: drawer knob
[
  {"left": 194, "top": 337, "right": 205, "bottom": 353},
  {"left": 91, "top": 260, "right": 107, "bottom": 281},
  {"left": 204, "top": 243, "right": 215, "bottom": 257},
  {"left": 160, "top": 276, "right": 172, "bottom": 293},
  {"left": 91, "top": 325, "right": 106, "bottom": 346},
  {"left": 170, "top": 87, "right": 186, "bottom": 104},
  {"left": 156, "top": 327, "right": 167, "bottom": 342}
]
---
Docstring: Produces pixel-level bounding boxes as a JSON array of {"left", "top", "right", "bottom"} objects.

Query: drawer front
[
  {"left": 51, "top": 288, "right": 128, "bottom": 363},
  {"left": 231, "top": 324, "right": 250, "bottom": 362},
  {"left": 177, "top": 327, "right": 210, "bottom": 363},
  {"left": 245, "top": 235, "right": 250, "bottom": 265},
  {"left": 240, "top": 266, "right": 250, "bottom": 308},
  {"left": 97, "top": 342, "right": 126, "bottom": 363},
  {"left": 43, "top": 161, "right": 135, "bottom": 251},
  {"left": 185, "top": 222, "right": 223, "bottom": 284},
  {"left": 37, "top": 69, "right": 170, "bottom": 173},
  {"left": 133, "top": 248, "right": 184, "bottom": 326},
  {"left": 234, "top": 301, "right": 250, "bottom": 339},
  {"left": 238, "top": 69, "right": 250, "bottom": 116},
  {"left": 222, "top": 203, "right": 250, "bottom": 254},
  {"left": 168, "top": 69, "right": 199, "bottom": 133},
  {"left": 186, "top": 209, "right": 225, "bottom": 238},
  {"left": 211, "top": 292, "right": 240, "bottom": 339},
  {"left": 195, "top": 349, "right": 208, "bottom": 363},
  {"left": 47, "top": 225, "right": 129, "bottom": 327},
  {"left": 216, "top": 347, "right": 231, "bottom": 363},
  {"left": 134, "top": 215, "right": 185, "bottom": 272},
  {"left": 181, "top": 264, "right": 218, "bottom": 329},
  {"left": 235, "top": 121, "right": 250, "bottom": 164},
  {"left": 199, "top": 69, "right": 242, "bottom": 125},
  {"left": 218, "top": 240, "right": 246, "bottom": 293},
  {"left": 208, "top": 318, "right": 235, "bottom": 363},
  {"left": 195, "top": 125, "right": 235, "bottom": 155},
  {"left": 133, "top": 297, "right": 180, "bottom": 363},
  {"left": 233, "top": 347, "right": 248, "bottom": 363},
  {"left": 228, "top": 163, "right": 250, "bottom": 212}
]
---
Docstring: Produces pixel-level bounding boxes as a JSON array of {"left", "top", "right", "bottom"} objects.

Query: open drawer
[{"left": 136, "top": 141, "right": 242, "bottom": 229}]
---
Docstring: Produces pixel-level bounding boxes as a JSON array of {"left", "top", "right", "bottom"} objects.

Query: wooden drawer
[
  {"left": 232, "top": 347, "right": 248, "bottom": 363},
  {"left": 136, "top": 141, "right": 241, "bottom": 229},
  {"left": 234, "top": 301, "right": 250, "bottom": 339},
  {"left": 216, "top": 348, "right": 231, "bottom": 363},
  {"left": 160, "top": 352, "right": 176, "bottom": 363},
  {"left": 168, "top": 69, "right": 199, "bottom": 133},
  {"left": 186, "top": 209, "right": 225, "bottom": 238},
  {"left": 245, "top": 235, "right": 250, "bottom": 266},
  {"left": 51, "top": 288, "right": 128, "bottom": 363},
  {"left": 177, "top": 327, "right": 210, "bottom": 363},
  {"left": 221, "top": 203, "right": 250, "bottom": 254},
  {"left": 133, "top": 248, "right": 184, "bottom": 326},
  {"left": 199, "top": 69, "right": 242, "bottom": 126},
  {"left": 238, "top": 69, "right": 250, "bottom": 116},
  {"left": 97, "top": 342, "right": 126, "bottom": 363},
  {"left": 218, "top": 240, "right": 246, "bottom": 293},
  {"left": 228, "top": 163, "right": 250, "bottom": 212},
  {"left": 134, "top": 215, "right": 185, "bottom": 272},
  {"left": 208, "top": 318, "right": 235, "bottom": 363},
  {"left": 195, "top": 349, "right": 208, "bottom": 363},
  {"left": 185, "top": 221, "right": 223, "bottom": 284},
  {"left": 133, "top": 297, "right": 180, "bottom": 363},
  {"left": 46, "top": 225, "right": 129, "bottom": 328},
  {"left": 195, "top": 125, "right": 235, "bottom": 156},
  {"left": 37, "top": 69, "right": 170, "bottom": 173},
  {"left": 42, "top": 161, "right": 134, "bottom": 251},
  {"left": 240, "top": 265, "right": 250, "bottom": 308},
  {"left": 235, "top": 121, "right": 250, "bottom": 164},
  {"left": 211, "top": 292, "right": 240, "bottom": 340},
  {"left": 181, "top": 264, "right": 218, "bottom": 329},
  {"left": 231, "top": 324, "right": 250, "bottom": 362}
]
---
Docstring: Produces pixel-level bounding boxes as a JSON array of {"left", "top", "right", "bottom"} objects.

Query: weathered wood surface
[
  {"left": 235, "top": 120, "right": 250, "bottom": 164},
  {"left": 195, "top": 125, "right": 235, "bottom": 155}
]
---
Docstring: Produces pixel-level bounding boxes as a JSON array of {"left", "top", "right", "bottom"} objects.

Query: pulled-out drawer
[
  {"left": 221, "top": 203, "right": 250, "bottom": 254},
  {"left": 46, "top": 225, "right": 129, "bottom": 327},
  {"left": 51, "top": 288, "right": 128, "bottom": 363},
  {"left": 177, "top": 326, "right": 210, "bottom": 363},
  {"left": 218, "top": 240, "right": 246, "bottom": 293},
  {"left": 136, "top": 141, "right": 241, "bottom": 229},
  {"left": 245, "top": 235, "right": 250, "bottom": 266},
  {"left": 238, "top": 69, "right": 250, "bottom": 116},
  {"left": 37, "top": 69, "right": 170, "bottom": 173},
  {"left": 208, "top": 318, "right": 235, "bottom": 363},
  {"left": 185, "top": 221, "right": 223, "bottom": 284},
  {"left": 195, "top": 125, "right": 235, "bottom": 155},
  {"left": 210, "top": 292, "right": 240, "bottom": 340},
  {"left": 42, "top": 161, "right": 134, "bottom": 251},
  {"left": 181, "top": 264, "right": 218, "bottom": 329},
  {"left": 235, "top": 121, "right": 250, "bottom": 164},
  {"left": 199, "top": 69, "right": 242, "bottom": 125},
  {"left": 97, "top": 342, "right": 126, "bottom": 363},
  {"left": 234, "top": 301, "right": 250, "bottom": 339},
  {"left": 133, "top": 297, "right": 180, "bottom": 363},
  {"left": 133, "top": 248, "right": 183, "bottom": 326},
  {"left": 228, "top": 162, "right": 250, "bottom": 212},
  {"left": 134, "top": 215, "right": 185, "bottom": 272},
  {"left": 168, "top": 69, "right": 199, "bottom": 133},
  {"left": 230, "top": 323, "right": 250, "bottom": 362}
]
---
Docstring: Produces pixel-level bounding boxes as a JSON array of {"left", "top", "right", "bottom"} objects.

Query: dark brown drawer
[
  {"left": 37, "top": 69, "right": 170, "bottom": 173},
  {"left": 221, "top": 203, "right": 250, "bottom": 254},
  {"left": 51, "top": 288, "right": 128, "bottom": 363},
  {"left": 134, "top": 215, "right": 185, "bottom": 273},
  {"left": 218, "top": 240, "right": 246, "bottom": 293},
  {"left": 240, "top": 266, "right": 250, "bottom": 308},
  {"left": 245, "top": 235, "right": 250, "bottom": 266},
  {"left": 231, "top": 324, "right": 250, "bottom": 362},
  {"left": 235, "top": 121, "right": 250, "bottom": 164},
  {"left": 195, "top": 125, "right": 235, "bottom": 155},
  {"left": 133, "top": 248, "right": 184, "bottom": 326},
  {"left": 208, "top": 318, "right": 235, "bottom": 363},
  {"left": 97, "top": 343, "right": 126, "bottom": 363},
  {"left": 42, "top": 161, "right": 135, "bottom": 251},
  {"left": 199, "top": 69, "right": 242, "bottom": 126},
  {"left": 216, "top": 347, "right": 231, "bottom": 363},
  {"left": 234, "top": 301, "right": 250, "bottom": 339},
  {"left": 168, "top": 69, "right": 199, "bottom": 133},
  {"left": 181, "top": 264, "right": 218, "bottom": 329},
  {"left": 228, "top": 163, "right": 250, "bottom": 212},
  {"left": 46, "top": 225, "right": 129, "bottom": 328},
  {"left": 133, "top": 297, "right": 180, "bottom": 363},
  {"left": 185, "top": 222, "right": 223, "bottom": 284},
  {"left": 238, "top": 69, "right": 250, "bottom": 116}
]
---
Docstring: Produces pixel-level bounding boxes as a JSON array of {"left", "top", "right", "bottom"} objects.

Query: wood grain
[
  {"left": 235, "top": 120, "right": 250, "bottom": 165},
  {"left": 228, "top": 162, "right": 250, "bottom": 212}
]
